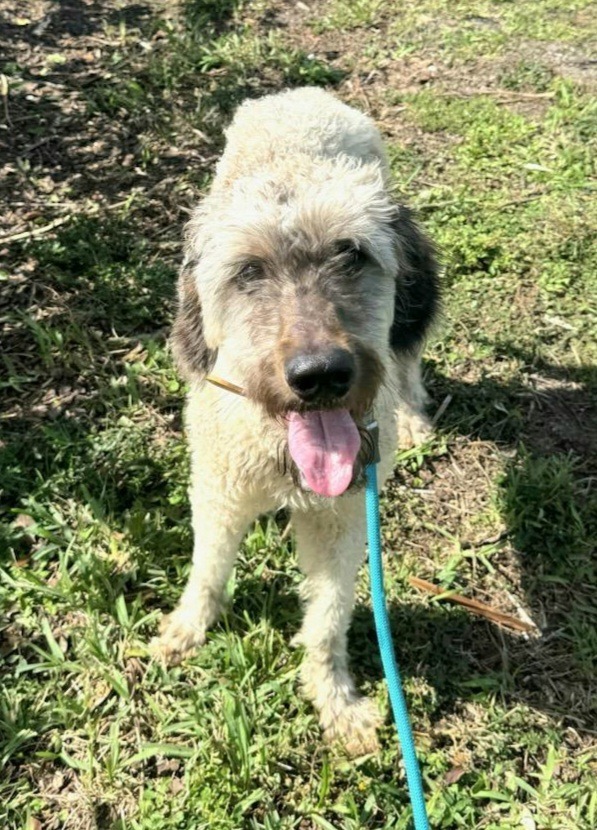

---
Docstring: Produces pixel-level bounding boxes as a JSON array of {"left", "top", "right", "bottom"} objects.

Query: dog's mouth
[
  {"left": 205, "top": 375, "right": 376, "bottom": 497},
  {"left": 285, "top": 408, "right": 374, "bottom": 498}
]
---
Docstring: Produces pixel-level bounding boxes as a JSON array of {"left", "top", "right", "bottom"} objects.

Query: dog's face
[{"left": 173, "top": 160, "right": 438, "bottom": 496}]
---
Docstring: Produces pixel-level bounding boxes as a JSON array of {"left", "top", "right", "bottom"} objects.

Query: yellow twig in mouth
[{"left": 206, "top": 375, "right": 246, "bottom": 396}]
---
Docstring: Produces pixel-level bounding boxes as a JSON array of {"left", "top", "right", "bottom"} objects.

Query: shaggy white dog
[{"left": 152, "top": 87, "right": 439, "bottom": 755}]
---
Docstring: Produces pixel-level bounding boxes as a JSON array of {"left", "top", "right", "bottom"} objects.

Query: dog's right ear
[
  {"left": 170, "top": 258, "right": 216, "bottom": 381},
  {"left": 389, "top": 205, "right": 440, "bottom": 355}
]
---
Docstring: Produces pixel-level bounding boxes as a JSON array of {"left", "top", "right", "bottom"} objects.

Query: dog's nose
[{"left": 285, "top": 348, "right": 355, "bottom": 401}]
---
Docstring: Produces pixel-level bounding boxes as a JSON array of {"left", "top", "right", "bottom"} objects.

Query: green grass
[
  {"left": 311, "top": 0, "right": 597, "bottom": 64},
  {"left": 310, "top": 0, "right": 384, "bottom": 33},
  {"left": 1, "top": 1, "right": 596, "bottom": 828},
  {"left": 383, "top": 0, "right": 597, "bottom": 59}
]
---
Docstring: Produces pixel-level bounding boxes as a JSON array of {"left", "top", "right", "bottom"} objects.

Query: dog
[{"left": 152, "top": 87, "right": 439, "bottom": 755}]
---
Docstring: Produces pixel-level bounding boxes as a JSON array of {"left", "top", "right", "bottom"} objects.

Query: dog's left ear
[
  {"left": 170, "top": 257, "right": 216, "bottom": 381},
  {"left": 389, "top": 205, "right": 440, "bottom": 354}
]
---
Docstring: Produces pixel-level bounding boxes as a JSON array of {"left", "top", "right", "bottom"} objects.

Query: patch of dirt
[
  {"left": 380, "top": 419, "right": 596, "bottom": 731},
  {"left": 0, "top": 1, "right": 206, "bottom": 240},
  {"left": 522, "top": 39, "right": 597, "bottom": 87},
  {"left": 31, "top": 762, "right": 138, "bottom": 830}
]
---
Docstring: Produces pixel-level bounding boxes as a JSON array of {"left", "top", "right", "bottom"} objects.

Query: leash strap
[{"left": 365, "top": 420, "right": 430, "bottom": 828}]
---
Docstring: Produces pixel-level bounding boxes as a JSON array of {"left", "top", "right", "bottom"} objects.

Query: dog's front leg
[
  {"left": 395, "top": 348, "right": 432, "bottom": 448},
  {"left": 293, "top": 497, "right": 381, "bottom": 756},
  {"left": 152, "top": 488, "right": 261, "bottom": 666}
]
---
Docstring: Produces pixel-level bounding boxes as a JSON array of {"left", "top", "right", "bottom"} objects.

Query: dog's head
[{"left": 173, "top": 157, "right": 438, "bottom": 496}]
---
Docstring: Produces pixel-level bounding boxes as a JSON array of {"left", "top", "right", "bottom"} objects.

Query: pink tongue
[{"left": 287, "top": 409, "right": 361, "bottom": 498}]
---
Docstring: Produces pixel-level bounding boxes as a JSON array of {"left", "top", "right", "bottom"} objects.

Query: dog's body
[{"left": 154, "top": 88, "right": 439, "bottom": 754}]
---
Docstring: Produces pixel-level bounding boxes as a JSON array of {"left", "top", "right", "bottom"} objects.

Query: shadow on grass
[
  {"left": 229, "top": 552, "right": 594, "bottom": 733},
  {"left": 1, "top": 215, "right": 177, "bottom": 390},
  {"left": 394, "top": 359, "right": 594, "bottom": 727},
  {"left": 0, "top": 213, "right": 184, "bottom": 549},
  {"left": 0, "top": 0, "right": 343, "bottom": 213},
  {"left": 422, "top": 358, "right": 596, "bottom": 725}
]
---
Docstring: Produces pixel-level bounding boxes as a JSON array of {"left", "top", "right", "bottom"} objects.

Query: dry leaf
[{"left": 444, "top": 767, "right": 466, "bottom": 785}]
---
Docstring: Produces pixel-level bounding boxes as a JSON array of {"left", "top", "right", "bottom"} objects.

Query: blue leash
[{"left": 365, "top": 459, "right": 430, "bottom": 830}]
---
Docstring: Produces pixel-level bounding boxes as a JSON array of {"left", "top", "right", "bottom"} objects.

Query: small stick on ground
[
  {"left": 408, "top": 576, "right": 538, "bottom": 634},
  {"left": 1, "top": 215, "right": 73, "bottom": 244},
  {"left": 0, "top": 198, "right": 132, "bottom": 244},
  {"left": 0, "top": 73, "right": 10, "bottom": 126},
  {"left": 432, "top": 393, "right": 453, "bottom": 425},
  {"left": 453, "top": 88, "right": 555, "bottom": 100}
]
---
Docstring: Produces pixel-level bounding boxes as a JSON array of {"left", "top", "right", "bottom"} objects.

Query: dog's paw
[
  {"left": 398, "top": 409, "right": 432, "bottom": 449},
  {"left": 150, "top": 610, "right": 207, "bottom": 666},
  {"left": 322, "top": 697, "right": 382, "bottom": 757}
]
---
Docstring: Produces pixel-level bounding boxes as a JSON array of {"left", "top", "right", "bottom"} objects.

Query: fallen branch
[
  {"left": 0, "top": 215, "right": 73, "bottom": 244},
  {"left": 408, "top": 576, "right": 537, "bottom": 633},
  {"left": 0, "top": 198, "right": 133, "bottom": 244},
  {"left": 453, "top": 88, "right": 555, "bottom": 101}
]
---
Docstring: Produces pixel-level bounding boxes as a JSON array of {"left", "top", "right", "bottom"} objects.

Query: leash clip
[{"left": 364, "top": 410, "right": 381, "bottom": 465}]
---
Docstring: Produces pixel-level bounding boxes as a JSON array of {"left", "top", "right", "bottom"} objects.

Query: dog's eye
[
  {"left": 236, "top": 260, "right": 264, "bottom": 288},
  {"left": 336, "top": 240, "right": 369, "bottom": 271}
]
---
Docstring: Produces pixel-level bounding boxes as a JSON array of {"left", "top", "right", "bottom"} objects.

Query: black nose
[{"left": 285, "top": 348, "right": 355, "bottom": 402}]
